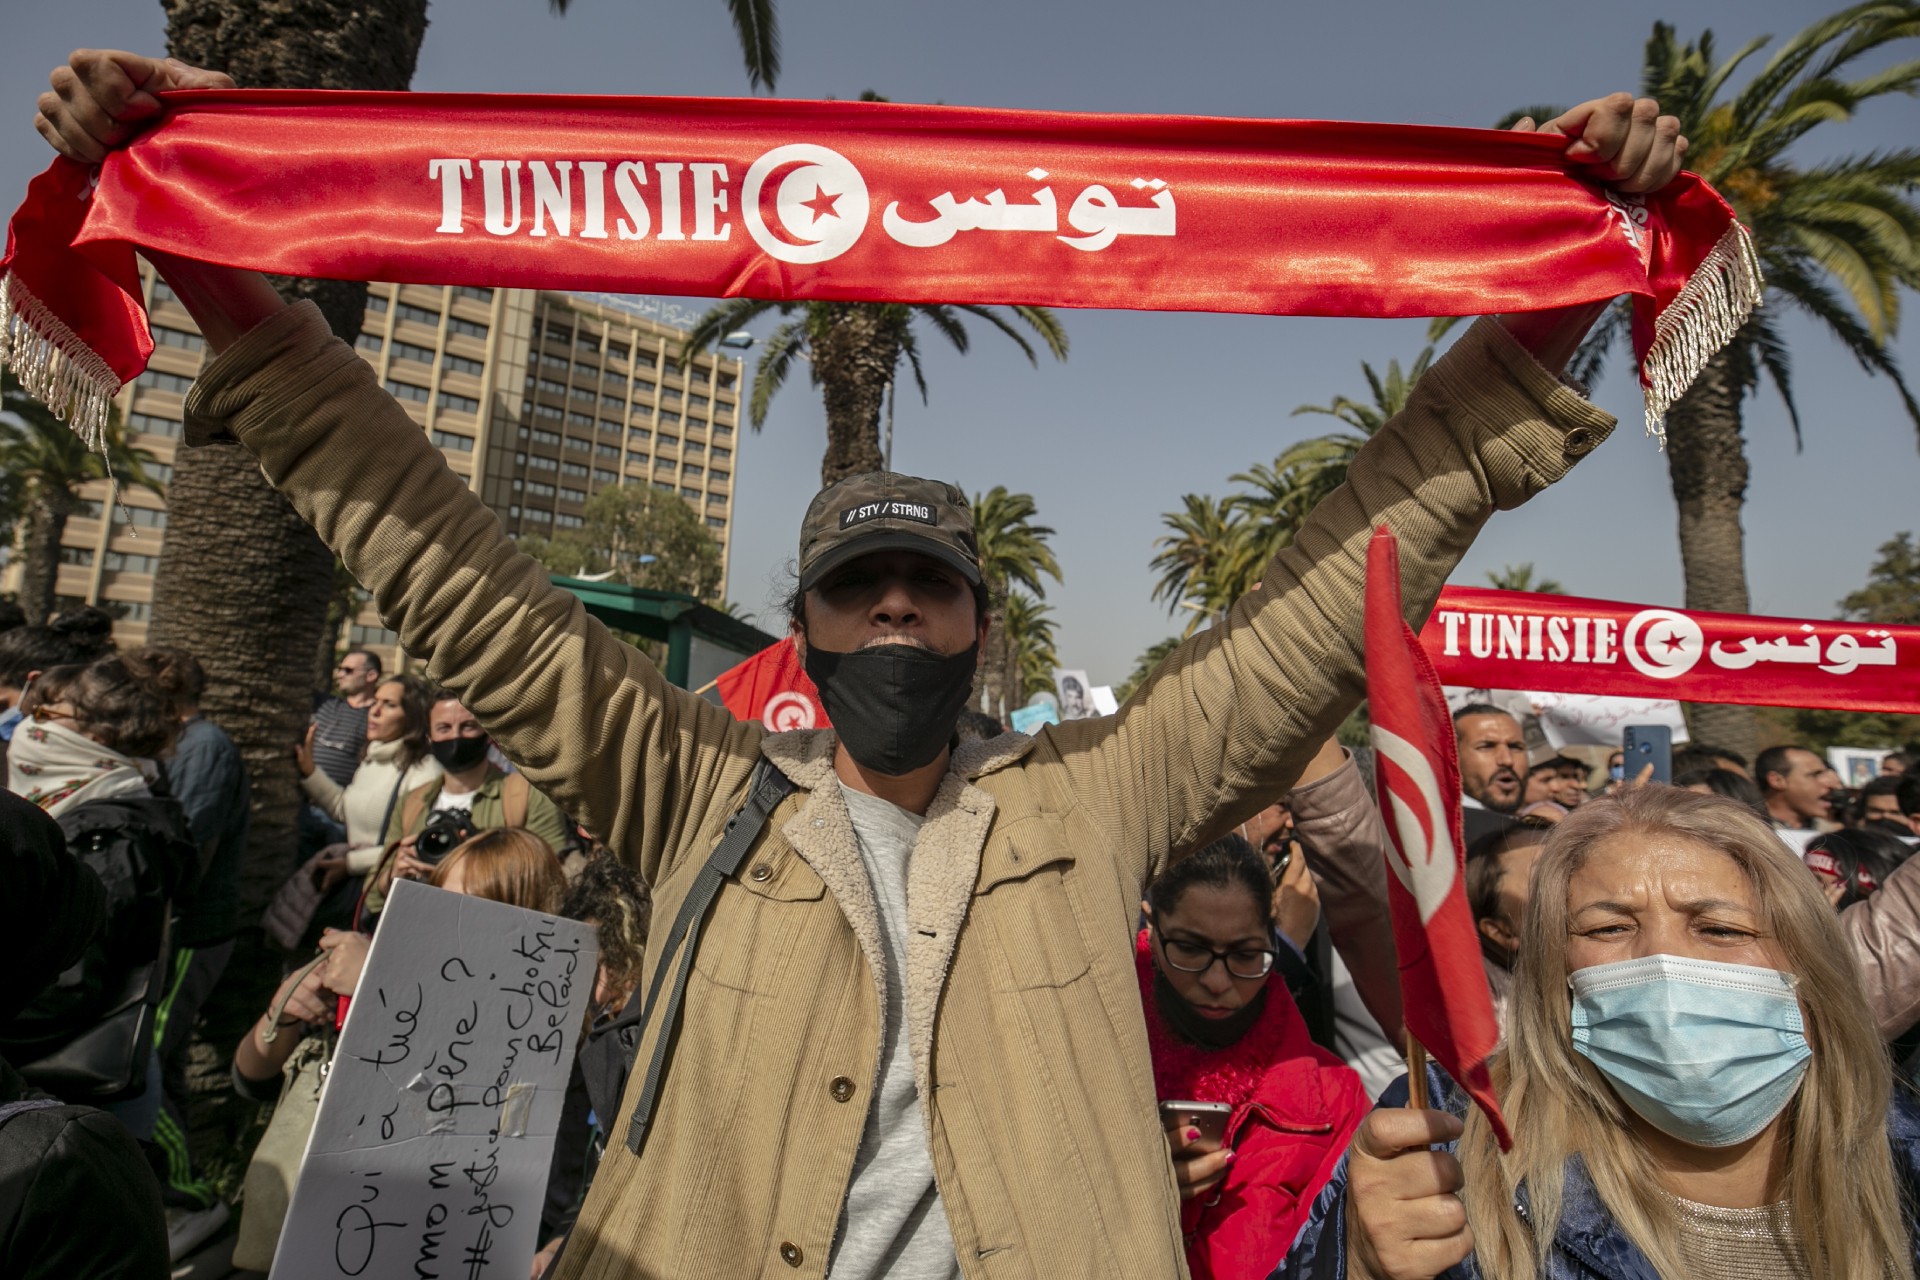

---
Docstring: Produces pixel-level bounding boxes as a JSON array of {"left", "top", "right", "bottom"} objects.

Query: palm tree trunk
[
  {"left": 18, "top": 494, "right": 74, "bottom": 625},
  {"left": 154, "top": 6, "right": 431, "bottom": 1172},
  {"left": 812, "top": 309, "right": 894, "bottom": 486},
  {"left": 1663, "top": 349, "right": 1760, "bottom": 760}
]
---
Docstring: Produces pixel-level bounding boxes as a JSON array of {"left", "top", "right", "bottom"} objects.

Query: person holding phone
[{"left": 1140, "top": 835, "right": 1370, "bottom": 1280}]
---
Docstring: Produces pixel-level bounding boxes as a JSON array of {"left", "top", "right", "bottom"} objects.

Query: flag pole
[
  {"left": 690, "top": 676, "right": 720, "bottom": 697},
  {"left": 1405, "top": 1030, "right": 1430, "bottom": 1110}
]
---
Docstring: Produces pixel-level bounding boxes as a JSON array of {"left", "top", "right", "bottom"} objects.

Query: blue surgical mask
[
  {"left": 1608, "top": 764, "right": 1625, "bottom": 782},
  {"left": 1570, "top": 954, "right": 1810, "bottom": 1148}
]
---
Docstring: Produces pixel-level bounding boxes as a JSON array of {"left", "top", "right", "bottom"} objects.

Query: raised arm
[{"left": 1049, "top": 315, "right": 1615, "bottom": 887}]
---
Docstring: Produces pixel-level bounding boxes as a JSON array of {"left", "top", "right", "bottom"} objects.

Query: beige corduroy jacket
[{"left": 185, "top": 305, "right": 1612, "bottom": 1280}]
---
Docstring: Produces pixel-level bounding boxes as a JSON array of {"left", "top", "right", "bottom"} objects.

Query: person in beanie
[
  {"left": 0, "top": 789, "right": 170, "bottom": 1279},
  {"left": 39, "top": 54, "right": 1684, "bottom": 1280}
]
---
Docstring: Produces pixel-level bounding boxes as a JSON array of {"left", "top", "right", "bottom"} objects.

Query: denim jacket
[{"left": 1272, "top": 1066, "right": 1920, "bottom": 1280}]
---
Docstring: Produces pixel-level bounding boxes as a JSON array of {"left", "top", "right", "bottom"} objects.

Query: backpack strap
[
  {"left": 622, "top": 757, "right": 795, "bottom": 1156},
  {"left": 502, "top": 771, "right": 531, "bottom": 830}
]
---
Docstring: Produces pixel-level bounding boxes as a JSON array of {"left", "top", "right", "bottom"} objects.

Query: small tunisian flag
[
  {"left": 1365, "top": 526, "right": 1510, "bottom": 1148},
  {"left": 715, "top": 641, "right": 831, "bottom": 732}
]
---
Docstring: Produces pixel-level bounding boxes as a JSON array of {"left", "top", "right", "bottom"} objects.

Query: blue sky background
[{"left": 6, "top": 1, "right": 1917, "bottom": 686}]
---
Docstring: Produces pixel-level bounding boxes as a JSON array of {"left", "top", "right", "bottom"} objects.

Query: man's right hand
[
  {"left": 36, "top": 50, "right": 233, "bottom": 164},
  {"left": 1345, "top": 1107, "right": 1473, "bottom": 1280}
]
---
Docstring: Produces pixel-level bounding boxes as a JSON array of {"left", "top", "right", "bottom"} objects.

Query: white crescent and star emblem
[{"left": 742, "top": 143, "right": 870, "bottom": 265}]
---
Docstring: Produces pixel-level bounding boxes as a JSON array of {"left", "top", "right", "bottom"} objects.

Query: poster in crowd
[
  {"left": 1053, "top": 669, "right": 1095, "bottom": 720},
  {"left": 271, "top": 881, "right": 598, "bottom": 1280}
]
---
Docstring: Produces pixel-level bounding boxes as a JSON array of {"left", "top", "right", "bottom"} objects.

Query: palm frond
[{"left": 724, "top": 0, "right": 782, "bottom": 91}]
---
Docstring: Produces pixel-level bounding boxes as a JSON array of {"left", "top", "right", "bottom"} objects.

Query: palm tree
[
  {"left": 1520, "top": 5, "right": 1920, "bottom": 757},
  {"left": 1486, "top": 563, "right": 1566, "bottom": 594},
  {"left": 1002, "top": 591, "right": 1060, "bottom": 708},
  {"left": 1, "top": 369, "right": 164, "bottom": 624},
  {"left": 969, "top": 487, "right": 1063, "bottom": 718},
  {"left": 1148, "top": 493, "right": 1259, "bottom": 635},
  {"left": 549, "top": 0, "right": 778, "bottom": 89},
  {"left": 684, "top": 299, "right": 1068, "bottom": 486}
]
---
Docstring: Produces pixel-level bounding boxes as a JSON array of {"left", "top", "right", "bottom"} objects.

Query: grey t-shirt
[{"left": 830, "top": 785, "right": 961, "bottom": 1280}]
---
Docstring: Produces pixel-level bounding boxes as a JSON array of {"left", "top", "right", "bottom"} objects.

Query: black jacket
[{"left": 0, "top": 1056, "right": 167, "bottom": 1279}]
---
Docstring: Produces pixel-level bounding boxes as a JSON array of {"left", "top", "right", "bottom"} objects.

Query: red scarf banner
[
  {"left": 1365, "top": 528, "right": 1509, "bottom": 1147},
  {"left": 1424, "top": 587, "right": 1920, "bottom": 714},
  {"left": 2, "top": 91, "right": 1758, "bottom": 445}
]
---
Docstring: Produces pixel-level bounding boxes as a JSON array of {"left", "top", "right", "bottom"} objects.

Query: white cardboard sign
[{"left": 271, "top": 879, "right": 597, "bottom": 1280}]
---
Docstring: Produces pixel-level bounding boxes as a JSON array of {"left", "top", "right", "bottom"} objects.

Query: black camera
[{"left": 415, "top": 810, "right": 479, "bottom": 866}]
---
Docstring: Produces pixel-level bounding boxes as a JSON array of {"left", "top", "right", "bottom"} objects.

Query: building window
[
  {"left": 565, "top": 435, "right": 590, "bottom": 453},
  {"left": 104, "top": 599, "right": 153, "bottom": 622},
  {"left": 134, "top": 368, "right": 195, "bottom": 395},
  {"left": 567, "top": 411, "right": 593, "bottom": 429},
  {"left": 525, "top": 481, "right": 556, "bottom": 498},
  {"left": 710, "top": 446, "right": 731, "bottom": 461},
  {"left": 710, "top": 469, "right": 730, "bottom": 483},
  {"left": 531, "top": 428, "right": 561, "bottom": 446},
  {"left": 128, "top": 412, "right": 181, "bottom": 438},
  {"left": 689, "top": 395, "right": 710, "bottom": 410},
  {"left": 356, "top": 331, "right": 385, "bottom": 353},
  {"left": 444, "top": 352, "right": 484, "bottom": 377},
  {"left": 718, "top": 372, "right": 737, "bottom": 390},
  {"left": 714, "top": 424, "right": 734, "bottom": 438},
  {"left": 600, "top": 393, "right": 625, "bottom": 410},
  {"left": 561, "top": 487, "right": 586, "bottom": 504},
  {"left": 436, "top": 391, "right": 480, "bottom": 414},
  {"left": 431, "top": 429, "right": 474, "bottom": 453},
  {"left": 633, "top": 379, "right": 656, "bottom": 395},
  {"left": 453, "top": 286, "right": 493, "bottom": 303},
  {"left": 682, "top": 441, "right": 705, "bottom": 457},
  {"left": 146, "top": 462, "right": 174, "bottom": 482},
  {"left": 592, "top": 467, "right": 617, "bottom": 484},
  {"left": 532, "top": 403, "right": 564, "bottom": 422},
  {"left": 150, "top": 279, "right": 179, "bottom": 305},
  {"left": 528, "top": 455, "right": 558, "bottom": 473},
  {"left": 561, "top": 461, "right": 589, "bottom": 478},
  {"left": 539, "top": 351, "right": 569, "bottom": 372},
  {"left": 555, "top": 513, "right": 584, "bottom": 530},
  {"left": 708, "top": 491, "right": 728, "bottom": 506},
  {"left": 658, "top": 412, "right": 682, "bottom": 428},
  {"left": 386, "top": 379, "right": 431, "bottom": 404},
  {"left": 595, "top": 442, "right": 621, "bottom": 460},
  {"left": 350, "top": 623, "right": 399, "bottom": 646},
  {"left": 104, "top": 551, "right": 161, "bottom": 574},
  {"left": 628, "top": 427, "right": 651, "bottom": 442},
  {"left": 572, "top": 383, "right": 595, "bottom": 400},
  {"left": 119, "top": 506, "right": 168, "bottom": 529},
  {"left": 367, "top": 294, "right": 389, "bottom": 313},
  {"left": 391, "top": 338, "right": 437, "bottom": 365},
  {"left": 59, "top": 546, "right": 95, "bottom": 566},
  {"left": 537, "top": 377, "right": 567, "bottom": 396},
  {"left": 706, "top": 516, "right": 726, "bottom": 529},
  {"left": 661, "top": 387, "right": 682, "bottom": 404},
  {"left": 447, "top": 316, "right": 488, "bottom": 340},
  {"left": 680, "top": 486, "right": 700, "bottom": 498},
  {"left": 683, "top": 465, "right": 703, "bottom": 480},
  {"left": 653, "top": 480, "right": 674, "bottom": 492},
  {"left": 395, "top": 302, "right": 442, "bottom": 328},
  {"left": 524, "top": 507, "right": 552, "bottom": 523},
  {"left": 152, "top": 325, "right": 206, "bottom": 352}
]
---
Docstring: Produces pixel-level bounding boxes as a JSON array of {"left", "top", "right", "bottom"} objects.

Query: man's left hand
[{"left": 1513, "top": 93, "right": 1687, "bottom": 195}]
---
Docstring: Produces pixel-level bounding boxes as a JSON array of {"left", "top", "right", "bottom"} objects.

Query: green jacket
[
  {"left": 186, "top": 303, "right": 1613, "bottom": 1280},
  {"left": 382, "top": 764, "right": 570, "bottom": 855}
]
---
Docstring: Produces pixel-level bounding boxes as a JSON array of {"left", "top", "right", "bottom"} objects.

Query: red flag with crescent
[
  {"left": 1365, "top": 526, "right": 1510, "bottom": 1148},
  {"left": 715, "top": 640, "right": 831, "bottom": 732}
]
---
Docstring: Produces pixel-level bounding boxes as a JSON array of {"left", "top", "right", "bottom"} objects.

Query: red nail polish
[
  {"left": 1186, "top": 1127, "right": 1200, "bottom": 1143},
  {"left": 1222, "top": 1149, "right": 1237, "bottom": 1163}
]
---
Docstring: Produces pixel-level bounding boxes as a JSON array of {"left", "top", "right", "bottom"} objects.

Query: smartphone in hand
[{"left": 1621, "top": 724, "right": 1673, "bottom": 785}]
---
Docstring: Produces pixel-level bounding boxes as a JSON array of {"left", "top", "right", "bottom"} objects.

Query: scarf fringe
[
  {"left": 1640, "top": 220, "right": 1764, "bottom": 446},
  {"left": 0, "top": 269, "right": 121, "bottom": 445}
]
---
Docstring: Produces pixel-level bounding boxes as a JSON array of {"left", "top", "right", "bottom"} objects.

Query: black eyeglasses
[{"left": 1155, "top": 928, "right": 1276, "bottom": 980}]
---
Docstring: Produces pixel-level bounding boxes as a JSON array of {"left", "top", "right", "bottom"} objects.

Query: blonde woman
[{"left": 1278, "top": 787, "right": 1919, "bottom": 1280}]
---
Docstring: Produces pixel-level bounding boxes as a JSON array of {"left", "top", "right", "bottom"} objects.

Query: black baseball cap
[{"left": 798, "top": 471, "right": 982, "bottom": 590}]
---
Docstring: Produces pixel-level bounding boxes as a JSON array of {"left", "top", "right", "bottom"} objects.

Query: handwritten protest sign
[{"left": 271, "top": 879, "right": 597, "bottom": 1280}]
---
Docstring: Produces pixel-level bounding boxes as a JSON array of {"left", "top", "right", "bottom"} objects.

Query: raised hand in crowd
[
  {"left": 35, "top": 50, "right": 234, "bottom": 163},
  {"left": 1273, "top": 844, "right": 1322, "bottom": 953},
  {"left": 316, "top": 927, "right": 371, "bottom": 997}
]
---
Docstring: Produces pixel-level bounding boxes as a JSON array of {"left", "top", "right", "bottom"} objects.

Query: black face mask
[
  {"left": 803, "top": 642, "right": 979, "bottom": 776},
  {"left": 429, "top": 734, "right": 492, "bottom": 772}
]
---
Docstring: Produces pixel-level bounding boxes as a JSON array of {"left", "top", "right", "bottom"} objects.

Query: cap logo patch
[{"left": 839, "top": 501, "right": 936, "bottom": 529}]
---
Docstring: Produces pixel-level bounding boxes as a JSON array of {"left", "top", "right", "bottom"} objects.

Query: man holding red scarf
[{"left": 37, "top": 53, "right": 1682, "bottom": 1280}]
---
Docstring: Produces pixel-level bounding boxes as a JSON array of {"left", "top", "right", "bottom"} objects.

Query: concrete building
[{"left": 22, "top": 272, "right": 743, "bottom": 671}]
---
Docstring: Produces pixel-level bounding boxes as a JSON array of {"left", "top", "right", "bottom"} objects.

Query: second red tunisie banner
[
  {"left": 2, "top": 90, "right": 1758, "bottom": 445},
  {"left": 1422, "top": 587, "right": 1920, "bottom": 714}
]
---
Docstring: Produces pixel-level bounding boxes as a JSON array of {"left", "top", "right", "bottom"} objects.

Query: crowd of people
[{"left": 5, "top": 44, "right": 1920, "bottom": 1280}]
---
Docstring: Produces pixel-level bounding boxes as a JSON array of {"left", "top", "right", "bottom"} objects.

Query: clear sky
[{"left": 6, "top": 1, "right": 1917, "bottom": 688}]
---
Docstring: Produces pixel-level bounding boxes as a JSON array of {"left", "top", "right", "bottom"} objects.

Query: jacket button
[
  {"left": 780, "top": 1241, "right": 803, "bottom": 1267},
  {"left": 749, "top": 863, "right": 773, "bottom": 882},
  {"left": 1563, "top": 426, "right": 1598, "bottom": 457},
  {"left": 830, "top": 1076, "right": 856, "bottom": 1103}
]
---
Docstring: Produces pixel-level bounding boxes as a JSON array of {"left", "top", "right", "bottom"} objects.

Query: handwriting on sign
[
  {"left": 1708, "top": 628, "right": 1898, "bottom": 676},
  {"left": 272, "top": 881, "right": 596, "bottom": 1280},
  {"left": 883, "top": 169, "right": 1175, "bottom": 250}
]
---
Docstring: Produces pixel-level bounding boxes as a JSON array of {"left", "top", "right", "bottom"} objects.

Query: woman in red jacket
[{"left": 1142, "top": 835, "right": 1371, "bottom": 1280}]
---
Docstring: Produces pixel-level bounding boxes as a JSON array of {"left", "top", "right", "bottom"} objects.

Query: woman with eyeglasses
[{"left": 1140, "top": 834, "right": 1371, "bottom": 1280}]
